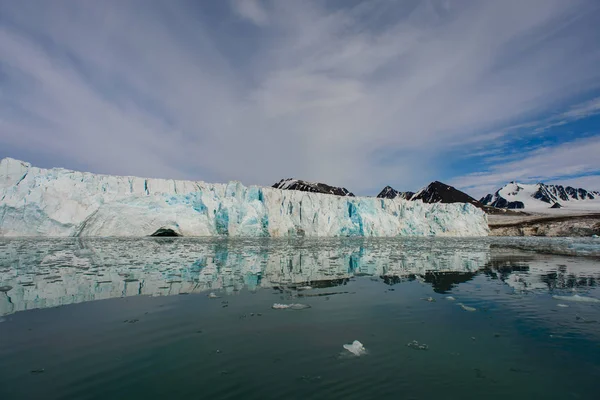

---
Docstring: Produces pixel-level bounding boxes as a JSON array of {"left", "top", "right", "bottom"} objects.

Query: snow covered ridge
[
  {"left": 0, "top": 158, "right": 488, "bottom": 237},
  {"left": 480, "top": 182, "right": 600, "bottom": 211}
]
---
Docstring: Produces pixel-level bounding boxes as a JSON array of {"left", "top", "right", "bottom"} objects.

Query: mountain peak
[{"left": 272, "top": 178, "right": 354, "bottom": 197}]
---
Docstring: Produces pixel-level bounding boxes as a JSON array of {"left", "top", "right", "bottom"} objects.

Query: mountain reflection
[{"left": 0, "top": 237, "right": 598, "bottom": 316}]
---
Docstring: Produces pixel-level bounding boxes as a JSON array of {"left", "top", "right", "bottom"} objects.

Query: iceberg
[
  {"left": 343, "top": 340, "right": 367, "bottom": 356},
  {"left": 0, "top": 158, "right": 488, "bottom": 237}
]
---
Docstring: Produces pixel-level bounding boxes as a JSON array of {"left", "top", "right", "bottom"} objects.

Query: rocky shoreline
[{"left": 488, "top": 213, "right": 600, "bottom": 237}]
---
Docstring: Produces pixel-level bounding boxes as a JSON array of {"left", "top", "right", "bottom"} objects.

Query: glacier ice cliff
[{"left": 0, "top": 158, "right": 488, "bottom": 237}]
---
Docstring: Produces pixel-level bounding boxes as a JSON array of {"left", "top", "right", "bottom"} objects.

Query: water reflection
[{"left": 0, "top": 238, "right": 598, "bottom": 316}]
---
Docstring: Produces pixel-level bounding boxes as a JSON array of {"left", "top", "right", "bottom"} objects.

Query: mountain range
[
  {"left": 274, "top": 178, "right": 600, "bottom": 212},
  {"left": 479, "top": 182, "right": 600, "bottom": 210}
]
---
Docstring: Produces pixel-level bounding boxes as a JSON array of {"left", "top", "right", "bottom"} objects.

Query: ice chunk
[
  {"left": 406, "top": 340, "right": 428, "bottom": 350},
  {"left": 457, "top": 303, "right": 476, "bottom": 312},
  {"left": 272, "top": 303, "right": 311, "bottom": 310},
  {"left": 557, "top": 304, "right": 569, "bottom": 308},
  {"left": 0, "top": 158, "right": 489, "bottom": 237},
  {"left": 343, "top": 340, "right": 367, "bottom": 356},
  {"left": 552, "top": 294, "right": 600, "bottom": 303},
  {"left": 445, "top": 296, "right": 456, "bottom": 301},
  {"left": 208, "top": 292, "right": 220, "bottom": 299}
]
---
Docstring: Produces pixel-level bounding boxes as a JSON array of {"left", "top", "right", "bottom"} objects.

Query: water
[{"left": 1, "top": 237, "right": 600, "bottom": 400}]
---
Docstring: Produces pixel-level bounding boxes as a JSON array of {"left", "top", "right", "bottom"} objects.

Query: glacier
[{"left": 0, "top": 158, "right": 488, "bottom": 237}]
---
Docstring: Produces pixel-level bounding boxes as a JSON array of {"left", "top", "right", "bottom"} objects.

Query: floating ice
[
  {"left": 272, "top": 303, "right": 311, "bottom": 310},
  {"left": 557, "top": 304, "right": 569, "bottom": 308},
  {"left": 0, "top": 158, "right": 489, "bottom": 237},
  {"left": 423, "top": 296, "right": 436, "bottom": 302},
  {"left": 552, "top": 294, "right": 600, "bottom": 303},
  {"left": 208, "top": 292, "right": 220, "bottom": 299},
  {"left": 445, "top": 296, "right": 456, "bottom": 301},
  {"left": 458, "top": 303, "right": 476, "bottom": 312},
  {"left": 406, "top": 340, "right": 428, "bottom": 350},
  {"left": 343, "top": 340, "right": 367, "bottom": 356}
]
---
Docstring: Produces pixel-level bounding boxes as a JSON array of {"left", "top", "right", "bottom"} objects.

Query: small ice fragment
[
  {"left": 297, "top": 286, "right": 312, "bottom": 291},
  {"left": 557, "top": 304, "right": 569, "bottom": 308},
  {"left": 422, "top": 297, "right": 436, "bottom": 302},
  {"left": 406, "top": 340, "right": 428, "bottom": 350},
  {"left": 457, "top": 303, "right": 476, "bottom": 312},
  {"left": 446, "top": 296, "right": 456, "bottom": 301},
  {"left": 592, "top": 234, "right": 598, "bottom": 238},
  {"left": 208, "top": 292, "right": 220, "bottom": 299},
  {"left": 552, "top": 294, "right": 600, "bottom": 303},
  {"left": 343, "top": 340, "right": 367, "bottom": 356},
  {"left": 272, "top": 303, "right": 311, "bottom": 310}
]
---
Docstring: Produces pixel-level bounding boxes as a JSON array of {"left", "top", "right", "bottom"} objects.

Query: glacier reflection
[{"left": 0, "top": 238, "right": 598, "bottom": 316}]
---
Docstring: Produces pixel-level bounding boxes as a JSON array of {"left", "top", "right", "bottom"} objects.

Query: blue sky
[{"left": 1, "top": 0, "right": 600, "bottom": 198}]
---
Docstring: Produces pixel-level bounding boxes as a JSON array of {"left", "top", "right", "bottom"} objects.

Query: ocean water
[{"left": 0, "top": 237, "right": 599, "bottom": 400}]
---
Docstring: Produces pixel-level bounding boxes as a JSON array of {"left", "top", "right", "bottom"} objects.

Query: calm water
[{"left": 1, "top": 237, "right": 600, "bottom": 400}]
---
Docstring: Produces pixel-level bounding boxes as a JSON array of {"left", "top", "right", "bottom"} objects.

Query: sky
[{"left": 1, "top": 0, "right": 600, "bottom": 198}]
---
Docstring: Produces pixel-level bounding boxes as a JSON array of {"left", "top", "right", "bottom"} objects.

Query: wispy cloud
[
  {"left": 1, "top": 0, "right": 600, "bottom": 194},
  {"left": 452, "top": 135, "right": 600, "bottom": 197},
  {"left": 231, "top": 0, "right": 269, "bottom": 26}
]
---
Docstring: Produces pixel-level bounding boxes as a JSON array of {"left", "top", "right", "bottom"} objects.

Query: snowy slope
[
  {"left": 480, "top": 182, "right": 600, "bottom": 211},
  {"left": 0, "top": 158, "right": 488, "bottom": 237}
]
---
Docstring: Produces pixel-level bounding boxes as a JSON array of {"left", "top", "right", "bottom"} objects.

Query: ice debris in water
[
  {"left": 423, "top": 297, "right": 436, "bottom": 302},
  {"left": 272, "top": 303, "right": 311, "bottom": 310},
  {"left": 343, "top": 340, "right": 367, "bottom": 356},
  {"left": 592, "top": 234, "right": 599, "bottom": 238},
  {"left": 208, "top": 292, "right": 220, "bottom": 299},
  {"left": 557, "top": 304, "right": 569, "bottom": 308},
  {"left": 457, "top": 303, "right": 476, "bottom": 312},
  {"left": 552, "top": 294, "right": 600, "bottom": 303},
  {"left": 407, "top": 340, "right": 428, "bottom": 350},
  {"left": 445, "top": 296, "right": 456, "bottom": 301},
  {"left": 297, "top": 286, "right": 312, "bottom": 291}
]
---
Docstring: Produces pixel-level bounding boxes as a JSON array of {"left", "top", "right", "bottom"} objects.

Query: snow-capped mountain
[
  {"left": 480, "top": 182, "right": 600, "bottom": 211},
  {"left": 272, "top": 178, "right": 354, "bottom": 197},
  {"left": 376, "top": 185, "right": 415, "bottom": 200}
]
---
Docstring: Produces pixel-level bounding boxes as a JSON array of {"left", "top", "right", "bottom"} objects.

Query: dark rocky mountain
[
  {"left": 376, "top": 185, "right": 415, "bottom": 200},
  {"left": 377, "top": 181, "right": 496, "bottom": 212},
  {"left": 272, "top": 178, "right": 354, "bottom": 197},
  {"left": 411, "top": 181, "right": 483, "bottom": 207},
  {"left": 480, "top": 192, "right": 524, "bottom": 209}
]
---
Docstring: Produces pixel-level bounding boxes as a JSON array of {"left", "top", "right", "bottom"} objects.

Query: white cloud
[
  {"left": 1, "top": 0, "right": 600, "bottom": 194},
  {"left": 231, "top": 0, "right": 269, "bottom": 26}
]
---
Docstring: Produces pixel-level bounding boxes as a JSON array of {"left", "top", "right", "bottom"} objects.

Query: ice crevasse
[{"left": 0, "top": 158, "right": 489, "bottom": 237}]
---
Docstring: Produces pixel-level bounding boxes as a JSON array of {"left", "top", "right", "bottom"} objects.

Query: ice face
[{"left": 0, "top": 158, "right": 488, "bottom": 237}]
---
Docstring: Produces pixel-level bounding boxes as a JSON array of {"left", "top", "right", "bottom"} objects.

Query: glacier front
[{"left": 0, "top": 158, "right": 488, "bottom": 237}]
